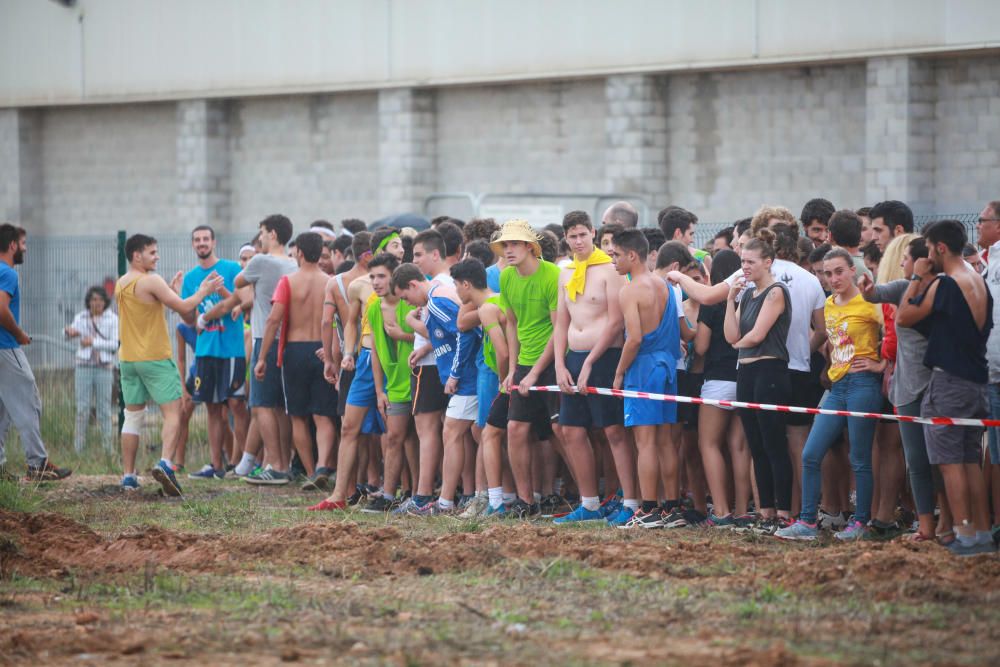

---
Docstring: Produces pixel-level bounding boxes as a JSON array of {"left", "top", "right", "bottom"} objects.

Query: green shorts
[{"left": 121, "top": 359, "right": 183, "bottom": 406}]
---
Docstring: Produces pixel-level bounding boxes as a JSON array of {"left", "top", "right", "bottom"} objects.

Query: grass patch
[{"left": 0, "top": 479, "right": 43, "bottom": 512}]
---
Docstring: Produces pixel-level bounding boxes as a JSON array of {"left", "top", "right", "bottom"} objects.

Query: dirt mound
[{"left": 0, "top": 511, "right": 104, "bottom": 577}]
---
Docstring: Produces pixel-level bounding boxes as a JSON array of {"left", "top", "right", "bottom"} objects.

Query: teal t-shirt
[
  {"left": 500, "top": 260, "right": 560, "bottom": 366},
  {"left": 182, "top": 259, "right": 244, "bottom": 358}
]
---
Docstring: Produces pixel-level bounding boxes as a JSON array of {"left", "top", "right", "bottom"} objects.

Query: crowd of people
[{"left": 2, "top": 197, "right": 1000, "bottom": 557}]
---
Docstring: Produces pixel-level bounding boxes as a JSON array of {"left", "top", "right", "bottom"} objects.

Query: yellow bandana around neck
[{"left": 565, "top": 248, "right": 612, "bottom": 302}]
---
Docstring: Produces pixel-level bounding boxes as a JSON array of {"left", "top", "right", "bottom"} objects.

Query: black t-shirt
[{"left": 698, "top": 303, "right": 738, "bottom": 382}]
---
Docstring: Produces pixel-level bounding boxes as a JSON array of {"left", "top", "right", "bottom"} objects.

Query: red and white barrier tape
[{"left": 529, "top": 385, "right": 1000, "bottom": 428}]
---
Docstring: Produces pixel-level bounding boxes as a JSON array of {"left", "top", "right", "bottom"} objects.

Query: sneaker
[
  {"left": 361, "top": 495, "right": 398, "bottom": 514},
  {"left": 459, "top": 493, "right": 490, "bottom": 519},
  {"left": 307, "top": 499, "right": 347, "bottom": 512},
  {"left": 710, "top": 513, "right": 735, "bottom": 529},
  {"left": 484, "top": 503, "right": 507, "bottom": 518},
  {"left": 301, "top": 468, "right": 332, "bottom": 492},
  {"left": 662, "top": 509, "right": 688, "bottom": 529},
  {"left": 752, "top": 516, "right": 792, "bottom": 536},
  {"left": 947, "top": 539, "right": 998, "bottom": 557},
  {"left": 120, "top": 475, "right": 140, "bottom": 492},
  {"left": 347, "top": 484, "right": 369, "bottom": 506},
  {"left": 731, "top": 514, "right": 756, "bottom": 532},
  {"left": 504, "top": 499, "right": 538, "bottom": 520},
  {"left": 818, "top": 509, "right": 848, "bottom": 531},
  {"left": 247, "top": 464, "right": 264, "bottom": 479},
  {"left": 24, "top": 459, "right": 72, "bottom": 482},
  {"left": 775, "top": 520, "right": 819, "bottom": 541},
  {"left": 681, "top": 509, "right": 711, "bottom": 527},
  {"left": 835, "top": 520, "right": 868, "bottom": 541},
  {"left": 599, "top": 496, "right": 623, "bottom": 519},
  {"left": 553, "top": 504, "right": 604, "bottom": 525},
  {"left": 406, "top": 499, "right": 442, "bottom": 516},
  {"left": 392, "top": 497, "right": 415, "bottom": 515},
  {"left": 151, "top": 460, "right": 182, "bottom": 497},
  {"left": 606, "top": 506, "right": 635, "bottom": 527},
  {"left": 539, "top": 494, "right": 571, "bottom": 518},
  {"left": 187, "top": 464, "right": 223, "bottom": 480},
  {"left": 867, "top": 519, "right": 905, "bottom": 541},
  {"left": 620, "top": 510, "right": 664, "bottom": 529},
  {"left": 243, "top": 468, "right": 291, "bottom": 486}
]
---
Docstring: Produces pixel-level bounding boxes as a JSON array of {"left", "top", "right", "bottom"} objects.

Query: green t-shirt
[
  {"left": 481, "top": 294, "right": 508, "bottom": 376},
  {"left": 500, "top": 260, "right": 560, "bottom": 366},
  {"left": 367, "top": 297, "right": 416, "bottom": 403}
]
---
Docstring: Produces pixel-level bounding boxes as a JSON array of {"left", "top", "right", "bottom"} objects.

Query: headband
[
  {"left": 239, "top": 244, "right": 255, "bottom": 255},
  {"left": 340, "top": 229, "right": 354, "bottom": 238},
  {"left": 309, "top": 226, "right": 334, "bottom": 237},
  {"left": 375, "top": 232, "right": 400, "bottom": 254}
]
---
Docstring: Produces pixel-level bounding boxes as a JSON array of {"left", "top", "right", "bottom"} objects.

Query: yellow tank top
[
  {"left": 360, "top": 291, "right": 379, "bottom": 337},
  {"left": 825, "top": 293, "right": 881, "bottom": 383},
  {"left": 115, "top": 276, "right": 172, "bottom": 362}
]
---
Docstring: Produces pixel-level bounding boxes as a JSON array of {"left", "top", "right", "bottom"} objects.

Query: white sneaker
[
  {"left": 459, "top": 493, "right": 489, "bottom": 519},
  {"left": 818, "top": 509, "right": 847, "bottom": 531}
]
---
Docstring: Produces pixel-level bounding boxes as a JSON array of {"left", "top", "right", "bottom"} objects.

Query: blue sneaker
[
  {"left": 121, "top": 474, "right": 140, "bottom": 492},
  {"left": 834, "top": 520, "right": 868, "bottom": 541},
  {"left": 150, "top": 459, "right": 182, "bottom": 497},
  {"left": 187, "top": 464, "right": 223, "bottom": 480},
  {"left": 775, "top": 519, "right": 819, "bottom": 541},
  {"left": 484, "top": 503, "right": 507, "bottom": 518},
  {"left": 605, "top": 506, "right": 635, "bottom": 527},
  {"left": 599, "top": 497, "right": 623, "bottom": 519},
  {"left": 553, "top": 505, "right": 604, "bottom": 524},
  {"left": 406, "top": 499, "right": 441, "bottom": 516}
]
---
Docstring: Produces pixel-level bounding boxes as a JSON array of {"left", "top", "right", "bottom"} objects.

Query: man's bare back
[
  {"left": 561, "top": 263, "right": 624, "bottom": 351},
  {"left": 286, "top": 268, "right": 329, "bottom": 342},
  {"left": 623, "top": 272, "right": 668, "bottom": 337}
]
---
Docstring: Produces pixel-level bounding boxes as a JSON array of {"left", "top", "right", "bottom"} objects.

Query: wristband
[{"left": 909, "top": 274, "right": 922, "bottom": 281}]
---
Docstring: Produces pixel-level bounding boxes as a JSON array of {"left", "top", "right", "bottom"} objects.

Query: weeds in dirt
[{"left": 0, "top": 480, "right": 42, "bottom": 513}]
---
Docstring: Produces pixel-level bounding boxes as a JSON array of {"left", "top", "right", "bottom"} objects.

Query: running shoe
[
  {"left": 605, "top": 506, "right": 635, "bottom": 527},
  {"left": 867, "top": 519, "right": 905, "bottom": 541},
  {"left": 307, "top": 499, "right": 347, "bottom": 512},
  {"left": 775, "top": 520, "right": 819, "bottom": 541},
  {"left": 151, "top": 459, "right": 182, "bottom": 497},
  {"left": 599, "top": 496, "right": 623, "bottom": 519},
  {"left": 709, "top": 513, "right": 735, "bottom": 529},
  {"left": 947, "top": 538, "right": 998, "bottom": 557},
  {"left": 301, "top": 468, "right": 333, "bottom": 492},
  {"left": 504, "top": 499, "right": 538, "bottom": 520},
  {"left": 681, "top": 509, "right": 711, "bottom": 527},
  {"left": 484, "top": 503, "right": 507, "bottom": 518},
  {"left": 347, "top": 484, "right": 370, "bottom": 506},
  {"left": 459, "top": 493, "right": 489, "bottom": 519},
  {"left": 187, "top": 464, "right": 224, "bottom": 480},
  {"left": 539, "top": 494, "right": 572, "bottom": 518},
  {"left": 24, "top": 459, "right": 72, "bottom": 482},
  {"left": 553, "top": 505, "right": 604, "bottom": 525},
  {"left": 751, "top": 516, "right": 792, "bottom": 536},
  {"left": 391, "top": 497, "right": 415, "bottom": 515},
  {"left": 406, "top": 499, "right": 442, "bottom": 516},
  {"left": 731, "top": 514, "right": 757, "bottom": 532},
  {"left": 818, "top": 509, "right": 848, "bottom": 531},
  {"left": 619, "top": 510, "right": 664, "bottom": 529},
  {"left": 834, "top": 520, "right": 868, "bottom": 541},
  {"left": 361, "top": 495, "right": 398, "bottom": 513},
  {"left": 243, "top": 468, "right": 291, "bottom": 486},
  {"left": 120, "top": 475, "right": 140, "bottom": 492},
  {"left": 662, "top": 509, "right": 688, "bottom": 529}
]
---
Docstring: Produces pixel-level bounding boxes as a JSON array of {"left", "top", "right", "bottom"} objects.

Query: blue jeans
[
  {"left": 987, "top": 383, "right": 1000, "bottom": 465},
  {"left": 897, "top": 397, "right": 936, "bottom": 516},
  {"left": 800, "top": 371, "right": 881, "bottom": 525},
  {"left": 74, "top": 364, "right": 114, "bottom": 452}
]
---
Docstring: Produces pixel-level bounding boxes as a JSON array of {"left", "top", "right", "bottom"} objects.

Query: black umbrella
[{"left": 370, "top": 213, "right": 430, "bottom": 231}]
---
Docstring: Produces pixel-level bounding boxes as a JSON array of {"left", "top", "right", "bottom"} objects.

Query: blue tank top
[{"left": 637, "top": 280, "right": 680, "bottom": 359}]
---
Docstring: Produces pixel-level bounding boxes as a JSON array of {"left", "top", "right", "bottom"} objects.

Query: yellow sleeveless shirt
[{"left": 115, "top": 276, "right": 172, "bottom": 362}]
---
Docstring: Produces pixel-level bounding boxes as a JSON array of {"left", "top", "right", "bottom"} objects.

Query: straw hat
[{"left": 489, "top": 219, "right": 542, "bottom": 258}]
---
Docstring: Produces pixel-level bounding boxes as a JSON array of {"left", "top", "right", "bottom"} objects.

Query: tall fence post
[{"left": 117, "top": 230, "right": 126, "bottom": 436}]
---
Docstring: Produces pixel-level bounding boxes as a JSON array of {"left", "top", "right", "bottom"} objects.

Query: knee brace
[{"left": 121, "top": 409, "right": 146, "bottom": 436}]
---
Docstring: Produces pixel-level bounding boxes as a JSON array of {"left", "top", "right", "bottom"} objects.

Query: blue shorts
[
  {"left": 249, "top": 338, "right": 285, "bottom": 408},
  {"left": 476, "top": 366, "right": 499, "bottom": 428},
  {"left": 346, "top": 348, "right": 385, "bottom": 435},
  {"left": 623, "top": 352, "right": 677, "bottom": 427},
  {"left": 989, "top": 383, "right": 1000, "bottom": 465}
]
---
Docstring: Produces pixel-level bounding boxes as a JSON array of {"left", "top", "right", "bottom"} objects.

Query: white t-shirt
[
  {"left": 985, "top": 240, "right": 1000, "bottom": 383},
  {"left": 672, "top": 284, "right": 688, "bottom": 371},
  {"left": 414, "top": 271, "right": 457, "bottom": 366},
  {"left": 725, "top": 258, "right": 825, "bottom": 372}
]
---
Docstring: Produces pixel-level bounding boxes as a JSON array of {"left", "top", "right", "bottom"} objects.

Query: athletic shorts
[
  {"left": 338, "top": 367, "right": 355, "bottom": 417},
  {"left": 508, "top": 364, "right": 557, "bottom": 440},
  {"left": 486, "top": 391, "right": 549, "bottom": 439},
  {"left": 387, "top": 401, "right": 412, "bottom": 417},
  {"left": 121, "top": 359, "right": 183, "bottom": 406},
  {"left": 249, "top": 338, "right": 285, "bottom": 409},
  {"left": 184, "top": 372, "right": 197, "bottom": 399},
  {"left": 701, "top": 379, "right": 737, "bottom": 410},
  {"left": 411, "top": 365, "right": 449, "bottom": 414},
  {"left": 678, "top": 371, "right": 703, "bottom": 431},
  {"left": 559, "top": 348, "right": 624, "bottom": 429},
  {"left": 281, "top": 341, "right": 338, "bottom": 419},
  {"left": 922, "top": 369, "right": 987, "bottom": 465},
  {"left": 476, "top": 366, "right": 500, "bottom": 428},
  {"left": 446, "top": 394, "right": 479, "bottom": 421},
  {"left": 623, "top": 353, "right": 676, "bottom": 427},
  {"left": 786, "top": 370, "right": 824, "bottom": 427},
  {"left": 193, "top": 356, "right": 246, "bottom": 404},
  {"left": 346, "top": 348, "right": 386, "bottom": 435}
]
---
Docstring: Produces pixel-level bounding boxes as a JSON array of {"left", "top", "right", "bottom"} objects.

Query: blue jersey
[
  {"left": 0, "top": 262, "right": 19, "bottom": 349},
  {"left": 486, "top": 263, "right": 501, "bottom": 293},
  {"left": 425, "top": 288, "right": 481, "bottom": 396},
  {"left": 182, "top": 259, "right": 244, "bottom": 358},
  {"left": 176, "top": 323, "right": 198, "bottom": 377}
]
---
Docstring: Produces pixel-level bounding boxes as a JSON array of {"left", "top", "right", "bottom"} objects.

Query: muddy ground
[{"left": 2, "top": 476, "right": 999, "bottom": 665}]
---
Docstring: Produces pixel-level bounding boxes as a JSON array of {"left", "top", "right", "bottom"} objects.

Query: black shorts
[
  {"left": 678, "top": 371, "right": 704, "bottom": 431},
  {"left": 486, "top": 391, "right": 551, "bottom": 439},
  {"left": 337, "top": 367, "right": 355, "bottom": 417},
  {"left": 411, "top": 364, "right": 449, "bottom": 414},
  {"left": 282, "top": 341, "right": 338, "bottom": 418},
  {"left": 193, "top": 356, "right": 247, "bottom": 404},
  {"left": 249, "top": 338, "right": 285, "bottom": 408},
  {"left": 508, "top": 364, "right": 557, "bottom": 440},
  {"left": 559, "top": 348, "right": 624, "bottom": 429},
  {"left": 786, "top": 370, "right": 824, "bottom": 427},
  {"left": 185, "top": 372, "right": 196, "bottom": 398}
]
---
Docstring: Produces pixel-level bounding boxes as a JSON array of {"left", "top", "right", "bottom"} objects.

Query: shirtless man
[
  {"left": 256, "top": 232, "right": 341, "bottom": 486},
  {"left": 115, "top": 233, "right": 223, "bottom": 496},
  {"left": 609, "top": 229, "right": 682, "bottom": 529},
  {"left": 551, "top": 211, "right": 636, "bottom": 525}
]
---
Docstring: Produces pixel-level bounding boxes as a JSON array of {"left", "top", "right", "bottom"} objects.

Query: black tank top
[{"left": 737, "top": 282, "right": 791, "bottom": 362}]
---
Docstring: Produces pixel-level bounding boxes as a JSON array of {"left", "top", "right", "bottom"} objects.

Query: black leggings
[{"left": 736, "top": 358, "right": 792, "bottom": 512}]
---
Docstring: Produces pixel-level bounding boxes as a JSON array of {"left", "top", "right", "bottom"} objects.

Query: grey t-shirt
[
  {"left": 241, "top": 254, "right": 297, "bottom": 339},
  {"left": 870, "top": 279, "right": 930, "bottom": 407}
]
